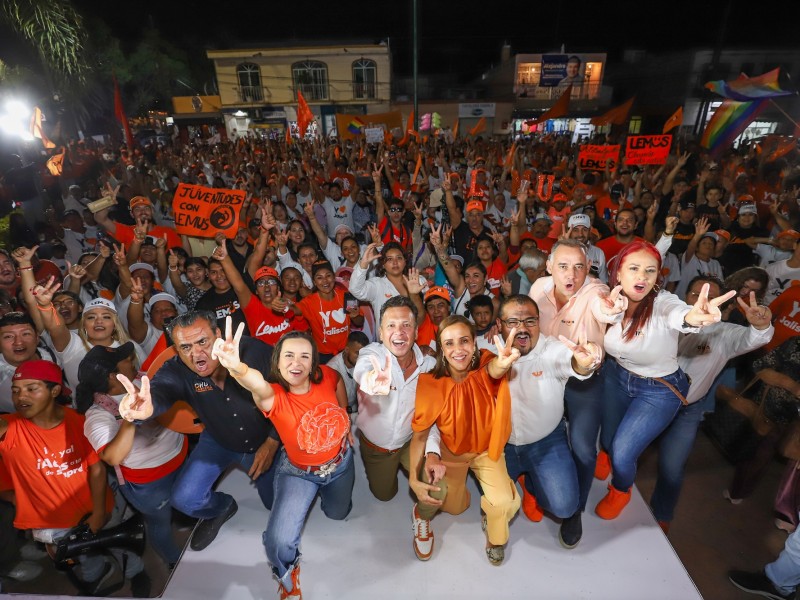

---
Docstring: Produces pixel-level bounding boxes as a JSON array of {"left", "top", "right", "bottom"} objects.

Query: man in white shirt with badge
[{"left": 354, "top": 295, "right": 444, "bottom": 561}]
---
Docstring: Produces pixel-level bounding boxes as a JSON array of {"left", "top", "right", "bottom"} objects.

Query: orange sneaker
[
  {"left": 278, "top": 566, "right": 302, "bottom": 599},
  {"left": 658, "top": 520, "right": 670, "bottom": 535},
  {"left": 594, "top": 450, "right": 611, "bottom": 480},
  {"left": 517, "top": 476, "right": 543, "bottom": 522},
  {"left": 595, "top": 484, "right": 631, "bottom": 520}
]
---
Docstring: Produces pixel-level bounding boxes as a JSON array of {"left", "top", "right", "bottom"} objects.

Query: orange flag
[
  {"left": 113, "top": 75, "right": 134, "bottom": 150},
  {"left": 399, "top": 111, "right": 415, "bottom": 146},
  {"left": 452, "top": 118, "right": 459, "bottom": 138},
  {"left": 663, "top": 106, "right": 684, "bottom": 134},
  {"left": 46, "top": 147, "right": 65, "bottom": 176},
  {"left": 525, "top": 85, "right": 572, "bottom": 126},
  {"left": 285, "top": 127, "right": 292, "bottom": 146},
  {"left": 30, "top": 107, "right": 56, "bottom": 149},
  {"left": 296, "top": 91, "right": 314, "bottom": 138},
  {"left": 411, "top": 153, "right": 423, "bottom": 185},
  {"left": 504, "top": 141, "right": 517, "bottom": 168},
  {"left": 469, "top": 117, "right": 487, "bottom": 137},
  {"left": 590, "top": 96, "right": 635, "bottom": 127}
]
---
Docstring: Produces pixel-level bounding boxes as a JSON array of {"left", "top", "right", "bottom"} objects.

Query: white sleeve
[
  {"left": 83, "top": 407, "right": 121, "bottom": 451},
  {"left": 349, "top": 262, "right": 377, "bottom": 302},
  {"left": 655, "top": 234, "right": 672, "bottom": 258},
  {"left": 425, "top": 423, "right": 442, "bottom": 455}
]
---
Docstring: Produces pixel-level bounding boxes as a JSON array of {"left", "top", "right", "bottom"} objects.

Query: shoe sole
[
  {"left": 729, "top": 577, "right": 786, "bottom": 600},
  {"left": 558, "top": 531, "right": 581, "bottom": 550},
  {"left": 190, "top": 503, "right": 239, "bottom": 551}
]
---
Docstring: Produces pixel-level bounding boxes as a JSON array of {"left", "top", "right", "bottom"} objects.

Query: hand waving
[{"left": 403, "top": 267, "right": 423, "bottom": 295}]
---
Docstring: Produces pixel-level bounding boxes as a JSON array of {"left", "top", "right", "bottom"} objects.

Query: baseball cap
[
  {"left": 568, "top": 214, "right": 592, "bottom": 229},
  {"left": 778, "top": 230, "right": 800, "bottom": 240},
  {"left": 700, "top": 232, "right": 719, "bottom": 242},
  {"left": 466, "top": 200, "right": 484, "bottom": 213},
  {"left": 429, "top": 188, "right": 444, "bottom": 208},
  {"left": 679, "top": 199, "right": 696, "bottom": 210},
  {"left": 147, "top": 293, "right": 178, "bottom": 311},
  {"left": 737, "top": 194, "right": 755, "bottom": 204},
  {"left": 533, "top": 213, "right": 552, "bottom": 223},
  {"left": 334, "top": 224, "right": 354, "bottom": 236},
  {"left": 84, "top": 298, "right": 117, "bottom": 314},
  {"left": 552, "top": 192, "right": 568, "bottom": 203},
  {"left": 449, "top": 254, "right": 465, "bottom": 266},
  {"left": 610, "top": 183, "right": 625, "bottom": 198},
  {"left": 13, "top": 360, "right": 71, "bottom": 396},
  {"left": 714, "top": 229, "right": 731, "bottom": 242},
  {"left": 424, "top": 286, "right": 451, "bottom": 304},
  {"left": 254, "top": 266, "right": 280, "bottom": 282},
  {"left": 738, "top": 204, "right": 758, "bottom": 216},
  {"left": 129, "top": 196, "right": 152, "bottom": 210},
  {"left": 129, "top": 262, "right": 156, "bottom": 275}
]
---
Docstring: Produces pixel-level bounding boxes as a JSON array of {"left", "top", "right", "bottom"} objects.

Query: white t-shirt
[
  {"left": 322, "top": 196, "right": 355, "bottom": 238},
  {"left": 56, "top": 332, "right": 147, "bottom": 391},
  {"left": 675, "top": 254, "right": 724, "bottom": 299},
  {"left": 765, "top": 260, "right": 800, "bottom": 303},
  {"left": 755, "top": 243, "right": 791, "bottom": 268}
]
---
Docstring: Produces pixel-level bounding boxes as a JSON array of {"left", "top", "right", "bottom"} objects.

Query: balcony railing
[
  {"left": 353, "top": 82, "right": 376, "bottom": 100},
  {"left": 238, "top": 85, "right": 264, "bottom": 103},
  {"left": 514, "top": 82, "right": 601, "bottom": 100}
]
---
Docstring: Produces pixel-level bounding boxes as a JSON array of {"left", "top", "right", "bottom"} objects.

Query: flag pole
[{"left": 769, "top": 99, "right": 800, "bottom": 129}]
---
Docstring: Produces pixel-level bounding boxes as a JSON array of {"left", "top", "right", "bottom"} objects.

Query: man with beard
[
  {"left": 596, "top": 208, "right": 639, "bottom": 264},
  {"left": 353, "top": 296, "right": 443, "bottom": 561},
  {"left": 95, "top": 195, "right": 181, "bottom": 249},
  {"left": 497, "top": 295, "right": 601, "bottom": 549},
  {"left": 528, "top": 239, "right": 619, "bottom": 547},
  {"left": 115, "top": 311, "right": 279, "bottom": 551}
]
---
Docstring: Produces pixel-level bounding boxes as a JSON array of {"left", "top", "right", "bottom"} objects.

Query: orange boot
[
  {"left": 594, "top": 449, "right": 611, "bottom": 480},
  {"left": 595, "top": 484, "right": 631, "bottom": 520},
  {"left": 517, "top": 476, "right": 543, "bottom": 522}
]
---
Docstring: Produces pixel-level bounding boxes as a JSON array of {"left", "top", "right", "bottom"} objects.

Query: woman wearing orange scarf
[{"left": 409, "top": 315, "right": 521, "bottom": 566}]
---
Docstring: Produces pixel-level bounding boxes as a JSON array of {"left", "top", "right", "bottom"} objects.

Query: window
[
  {"left": 517, "top": 63, "right": 541, "bottom": 86},
  {"left": 237, "top": 63, "right": 263, "bottom": 102},
  {"left": 353, "top": 59, "right": 377, "bottom": 99},
  {"left": 292, "top": 61, "right": 329, "bottom": 101}
]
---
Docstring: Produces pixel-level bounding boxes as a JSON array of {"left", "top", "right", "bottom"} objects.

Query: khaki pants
[{"left": 417, "top": 445, "right": 519, "bottom": 546}]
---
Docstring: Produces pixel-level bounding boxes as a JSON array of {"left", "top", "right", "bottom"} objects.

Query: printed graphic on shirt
[
  {"left": 319, "top": 309, "right": 349, "bottom": 336},
  {"left": 35, "top": 444, "right": 86, "bottom": 479},
  {"left": 297, "top": 402, "right": 349, "bottom": 453}
]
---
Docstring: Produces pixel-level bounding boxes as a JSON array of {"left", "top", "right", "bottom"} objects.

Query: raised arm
[
  {"left": 113, "top": 243, "right": 133, "bottom": 299},
  {"left": 212, "top": 317, "right": 275, "bottom": 411},
  {"left": 373, "top": 164, "right": 387, "bottom": 223},
  {"left": 12, "top": 246, "right": 44, "bottom": 332},
  {"left": 443, "top": 176, "right": 461, "bottom": 230},
  {"left": 167, "top": 250, "right": 188, "bottom": 299},
  {"left": 430, "top": 224, "right": 465, "bottom": 296},
  {"left": 31, "top": 277, "right": 71, "bottom": 351},
  {"left": 212, "top": 239, "right": 253, "bottom": 307},
  {"left": 126, "top": 277, "right": 149, "bottom": 344}
]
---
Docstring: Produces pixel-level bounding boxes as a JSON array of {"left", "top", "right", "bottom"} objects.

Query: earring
[{"left": 471, "top": 352, "right": 479, "bottom": 368}]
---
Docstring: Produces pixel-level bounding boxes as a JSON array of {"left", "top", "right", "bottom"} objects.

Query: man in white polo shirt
[{"left": 566, "top": 213, "right": 607, "bottom": 283}]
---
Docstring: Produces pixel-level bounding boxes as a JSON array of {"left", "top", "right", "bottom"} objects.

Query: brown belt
[
  {"left": 653, "top": 377, "right": 689, "bottom": 406},
  {"left": 289, "top": 442, "right": 349, "bottom": 476},
  {"left": 359, "top": 432, "right": 403, "bottom": 455}
]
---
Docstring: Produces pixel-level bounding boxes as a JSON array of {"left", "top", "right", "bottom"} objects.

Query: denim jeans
[
  {"left": 564, "top": 369, "right": 604, "bottom": 511},
  {"left": 603, "top": 362, "right": 689, "bottom": 491},
  {"left": 264, "top": 446, "right": 355, "bottom": 592},
  {"left": 171, "top": 431, "right": 275, "bottom": 519},
  {"left": 766, "top": 524, "right": 800, "bottom": 595},
  {"left": 649, "top": 400, "right": 704, "bottom": 523},
  {"left": 504, "top": 420, "right": 579, "bottom": 518},
  {"left": 121, "top": 465, "right": 184, "bottom": 564}
]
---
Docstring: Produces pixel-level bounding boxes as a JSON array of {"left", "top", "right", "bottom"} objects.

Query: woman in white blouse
[{"left": 595, "top": 240, "right": 735, "bottom": 519}]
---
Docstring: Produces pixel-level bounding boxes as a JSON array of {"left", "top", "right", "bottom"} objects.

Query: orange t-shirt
[
  {"left": 412, "top": 350, "right": 511, "bottom": 461},
  {"left": 265, "top": 366, "right": 348, "bottom": 466},
  {"left": 114, "top": 223, "right": 182, "bottom": 249},
  {"left": 0, "top": 408, "right": 113, "bottom": 529},
  {"left": 417, "top": 315, "right": 438, "bottom": 347},
  {"left": 296, "top": 290, "right": 350, "bottom": 355},
  {"left": 767, "top": 285, "right": 800, "bottom": 353}
]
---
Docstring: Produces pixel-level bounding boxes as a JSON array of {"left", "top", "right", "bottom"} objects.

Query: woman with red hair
[{"left": 595, "top": 241, "right": 735, "bottom": 519}]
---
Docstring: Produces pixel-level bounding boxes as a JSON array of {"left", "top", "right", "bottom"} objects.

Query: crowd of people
[{"left": 0, "top": 128, "right": 799, "bottom": 599}]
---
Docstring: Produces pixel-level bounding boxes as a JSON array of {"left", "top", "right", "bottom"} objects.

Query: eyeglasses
[
  {"left": 256, "top": 279, "right": 279, "bottom": 287},
  {"left": 389, "top": 207, "right": 403, "bottom": 213},
  {"left": 500, "top": 317, "right": 539, "bottom": 328},
  {"left": 53, "top": 299, "right": 77, "bottom": 309}
]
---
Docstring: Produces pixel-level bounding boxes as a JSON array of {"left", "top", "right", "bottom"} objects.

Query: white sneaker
[
  {"left": 723, "top": 489, "right": 743, "bottom": 505},
  {"left": 411, "top": 504, "right": 434, "bottom": 561}
]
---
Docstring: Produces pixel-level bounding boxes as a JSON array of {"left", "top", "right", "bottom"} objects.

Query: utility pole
[{"left": 412, "top": 0, "right": 419, "bottom": 131}]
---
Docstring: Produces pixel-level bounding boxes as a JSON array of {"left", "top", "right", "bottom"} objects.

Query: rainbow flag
[
  {"left": 700, "top": 98, "right": 769, "bottom": 155},
  {"left": 705, "top": 68, "right": 792, "bottom": 101},
  {"left": 347, "top": 117, "right": 366, "bottom": 135}
]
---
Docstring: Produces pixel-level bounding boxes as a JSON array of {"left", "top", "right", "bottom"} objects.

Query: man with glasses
[
  {"left": 528, "top": 239, "right": 614, "bottom": 548},
  {"left": 115, "top": 311, "right": 279, "bottom": 552},
  {"left": 497, "top": 294, "right": 601, "bottom": 549}
]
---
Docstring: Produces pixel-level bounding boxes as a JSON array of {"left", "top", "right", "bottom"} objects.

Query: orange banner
[
  {"left": 334, "top": 111, "right": 403, "bottom": 141},
  {"left": 173, "top": 183, "right": 245, "bottom": 239},
  {"left": 578, "top": 145, "right": 620, "bottom": 170},
  {"left": 625, "top": 135, "right": 672, "bottom": 165}
]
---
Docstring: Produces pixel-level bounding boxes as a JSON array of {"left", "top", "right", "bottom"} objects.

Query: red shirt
[
  {"left": 114, "top": 223, "right": 182, "bottom": 249},
  {"left": 242, "top": 295, "right": 292, "bottom": 346},
  {"left": 296, "top": 290, "right": 350, "bottom": 355}
]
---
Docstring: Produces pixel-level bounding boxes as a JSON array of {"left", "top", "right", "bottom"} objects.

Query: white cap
[
  {"left": 429, "top": 188, "right": 444, "bottom": 208},
  {"left": 449, "top": 254, "right": 464, "bottom": 265},
  {"left": 568, "top": 213, "right": 592, "bottom": 229},
  {"left": 84, "top": 298, "right": 117, "bottom": 314},
  {"left": 129, "top": 262, "right": 155, "bottom": 275},
  {"left": 147, "top": 293, "right": 178, "bottom": 311}
]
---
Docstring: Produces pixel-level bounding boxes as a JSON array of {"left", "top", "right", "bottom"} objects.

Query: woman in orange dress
[{"left": 409, "top": 315, "right": 521, "bottom": 565}]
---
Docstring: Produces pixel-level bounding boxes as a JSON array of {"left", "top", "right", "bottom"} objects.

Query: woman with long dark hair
[
  {"left": 211, "top": 320, "right": 352, "bottom": 599},
  {"left": 596, "top": 240, "right": 735, "bottom": 519}
]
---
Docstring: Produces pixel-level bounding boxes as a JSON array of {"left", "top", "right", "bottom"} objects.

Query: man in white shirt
[
  {"left": 497, "top": 294, "right": 600, "bottom": 549},
  {"left": 353, "top": 296, "right": 442, "bottom": 561},
  {"left": 765, "top": 240, "right": 800, "bottom": 303},
  {"left": 650, "top": 275, "right": 773, "bottom": 532},
  {"left": 322, "top": 181, "right": 355, "bottom": 239},
  {"left": 566, "top": 213, "right": 607, "bottom": 283},
  {"left": 326, "top": 331, "right": 369, "bottom": 417}
]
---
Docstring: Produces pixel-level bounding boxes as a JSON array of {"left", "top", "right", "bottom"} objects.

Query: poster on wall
[{"left": 541, "top": 54, "right": 586, "bottom": 87}]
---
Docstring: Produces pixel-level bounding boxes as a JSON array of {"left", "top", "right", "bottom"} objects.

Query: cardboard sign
[
  {"left": 173, "top": 183, "right": 245, "bottom": 239},
  {"left": 578, "top": 145, "right": 620, "bottom": 170},
  {"left": 365, "top": 127, "right": 385, "bottom": 144},
  {"left": 625, "top": 135, "right": 672, "bottom": 165}
]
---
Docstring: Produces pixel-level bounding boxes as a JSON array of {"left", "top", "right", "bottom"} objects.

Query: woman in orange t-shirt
[
  {"left": 409, "top": 315, "right": 521, "bottom": 565},
  {"left": 211, "top": 321, "right": 351, "bottom": 599}
]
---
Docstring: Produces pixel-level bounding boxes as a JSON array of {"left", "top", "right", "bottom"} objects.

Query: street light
[{"left": 0, "top": 99, "right": 34, "bottom": 141}]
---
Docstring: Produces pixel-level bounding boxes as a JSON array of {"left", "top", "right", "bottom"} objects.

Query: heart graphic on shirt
[{"left": 331, "top": 308, "right": 347, "bottom": 324}]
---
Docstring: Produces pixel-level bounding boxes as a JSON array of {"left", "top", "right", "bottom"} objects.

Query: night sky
[{"left": 70, "top": 0, "right": 794, "bottom": 79}]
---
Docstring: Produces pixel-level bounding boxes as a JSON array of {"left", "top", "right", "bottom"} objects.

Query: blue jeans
[
  {"left": 121, "top": 465, "right": 184, "bottom": 564},
  {"left": 564, "top": 370, "right": 604, "bottom": 511},
  {"left": 649, "top": 400, "right": 704, "bottom": 523},
  {"left": 504, "top": 420, "right": 579, "bottom": 519},
  {"left": 603, "top": 362, "right": 689, "bottom": 491},
  {"left": 264, "top": 447, "right": 355, "bottom": 592},
  {"left": 766, "top": 524, "right": 800, "bottom": 595},
  {"left": 171, "top": 431, "right": 276, "bottom": 519}
]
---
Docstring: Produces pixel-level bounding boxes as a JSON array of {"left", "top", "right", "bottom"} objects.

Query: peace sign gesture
[
  {"left": 211, "top": 316, "right": 245, "bottom": 373},
  {"left": 599, "top": 284, "right": 628, "bottom": 316},
  {"left": 684, "top": 283, "right": 737, "bottom": 327},
  {"left": 737, "top": 291, "right": 772, "bottom": 330},
  {"left": 558, "top": 330, "right": 602, "bottom": 373},
  {"left": 367, "top": 354, "right": 392, "bottom": 395},
  {"left": 31, "top": 276, "right": 61, "bottom": 307},
  {"left": 492, "top": 327, "right": 521, "bottom": 371},
  {"left": 117, "top": 375, "right": 152, "bottom": 422}
]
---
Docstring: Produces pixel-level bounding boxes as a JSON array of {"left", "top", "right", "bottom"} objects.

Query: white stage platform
[{"left": 161, "top": 447, "right": 702, "bottom": 600}]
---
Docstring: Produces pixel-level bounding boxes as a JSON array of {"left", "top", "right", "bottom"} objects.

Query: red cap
[
  {"left": 714, "top": 229, "right": 731, "bottom": 242},
  {"left": 466, "top": 200, "right": 484, "bottom": 213},
  {"left": 13, "top": 360, "right": 71, "bottom": 395},
  {"left": 129, "top": 196, "right": 152, "bottom": 210},
  {"left": 254, "top": 267, "right": 279, "bottom": 282},
  {"left": 552, "top": 192, "right": 568, "bottom": 203},
  {"left": 737, "top": 194, "right": 754, "bottom": 204}
]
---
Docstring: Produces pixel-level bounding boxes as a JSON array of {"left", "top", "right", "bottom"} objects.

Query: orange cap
[{"left": 129, "top": 196, "right": 152, "bottom": 210}]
